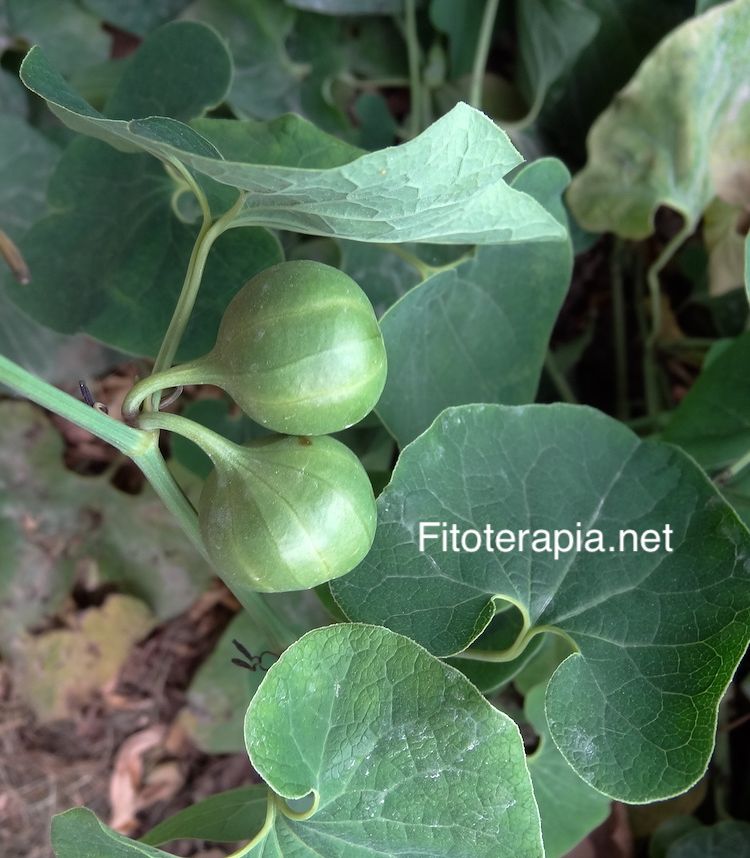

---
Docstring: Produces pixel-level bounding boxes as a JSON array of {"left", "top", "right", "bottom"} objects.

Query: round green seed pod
[
  {"left": 198, "top": 433, "right": 377, "bottom": 593},
  {"left": 122, "top": 261, "right": 387, "bottom": 435}
]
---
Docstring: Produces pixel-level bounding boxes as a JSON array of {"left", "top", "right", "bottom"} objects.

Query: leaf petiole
[
  {"left": 145, "top": 182, "right": 247, "bottom": 411},
  {"left": 469, "top": 0, "right": 500, "bottom": 110},
  {"left": 0, "top": 352, "right": 206, "bottom": 556}
]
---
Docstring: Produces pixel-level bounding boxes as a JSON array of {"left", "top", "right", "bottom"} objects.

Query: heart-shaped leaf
[
  {"left": 376, "top": 157, "right": 572, "bottom": 446},
  {"left": 243, "top": 623, "right": 544, "bottom": 857},
  {"left": 8, "top": 23, "right": 282, "bottom": 356},
  {"left": 568, "top": 0, "right": 750, "bottom": 237},
  {"left": 20, "top": 45, "right": 567, "bottom": 246},
  {"left": 331, "top": 403, "right": 750, "bottom": 801},
  {"left": 662, "top": 332, "right": 750, "bottom": 471}
]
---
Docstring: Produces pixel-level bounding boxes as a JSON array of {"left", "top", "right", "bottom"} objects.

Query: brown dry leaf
[{"left": 109, "top": 724, "right": 166, "bottom": 834}]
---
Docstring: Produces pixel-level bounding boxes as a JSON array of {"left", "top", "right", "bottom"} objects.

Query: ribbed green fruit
[
  {"left": 124, "top": 261, "right": 387, "bottom": 435},
  {"left": 199, "top": 433, "right": 377, "bottom": 593}
]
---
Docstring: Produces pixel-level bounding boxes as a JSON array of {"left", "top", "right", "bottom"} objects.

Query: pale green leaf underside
[
  {"left": 525, "top": 684, "right": 610, "bottom": 858},
  {"left": 244, "top": 624, "right": 543, "bottom": 857},
  {"left": 568, "top": 0, "right": 750, "bottom": 238},
  {"left": 20, "top": 47, "right": 566, "bottom": 245},
  {"left": 332, "top": 404, "right": 750, "bottom": 802}
]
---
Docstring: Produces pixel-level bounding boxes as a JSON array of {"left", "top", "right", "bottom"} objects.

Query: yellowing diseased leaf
[
  {"left": 569, "top": 0, "right": 750, "bottom": 238},
  {"left": 14, "top": 595, "right": 155, "bottom": 721}
]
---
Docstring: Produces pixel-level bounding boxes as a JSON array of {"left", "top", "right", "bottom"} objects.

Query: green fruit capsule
[
  {"left": 123, "top": 260, "right": 387, "bottom": 435},
  {"left": 199, "top": 433, "right": 376, "bottom": 593}
]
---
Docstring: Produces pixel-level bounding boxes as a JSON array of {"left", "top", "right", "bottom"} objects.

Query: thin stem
[
  {"left": 378, "top": 243, "right": 434, "bottom": 280},
  {"left": 137, "top": 444, "right": 207, "bottom": 557},
  {"left": 122, "top": 363, "right": 206, "bottom": 420},
  {"left": 139, "top": 411, "right": 298, "bottom": 652},
  {"left": 0, "top": 353, "right": 148, "bottom": 457},
  {"left": 644, "top": 221, "right": 693, "bottom": 417},
  {"left": 147, "top": 190, "right": 247, "bottom": 408},
  {"left": 138, "top": 410, "right": 238, "bottom": 463},
  {"left": 611, "top": 238, "right": 629, "bottom": 421},
  {"left": 716, "top": 447, "right": 750, "bottom": 486},
  {"left": 544, "top": 350, "right": 577, "bottom": 404},
  {"left": 404, "top": 0, "right": 422, "bottom": 137},
  {"left": 0, "top": 352, "right": 206, "bottom": 555},
  {"left": 338, "top": 72, "right": 411, "bottom": 90},
  {"left": 225, "top": 793, "right": 277, "bottom": 858},
  {"left": 469, "top": 0, "right": 500, "bottom": 109}
]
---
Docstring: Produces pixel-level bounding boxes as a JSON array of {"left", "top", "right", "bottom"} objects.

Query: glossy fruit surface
[
  {"left": 198, "top": 433, "right": 377, "bottom": 593},
  {"left": 204, "top": 260, "right": 386, "bottom": 435}
]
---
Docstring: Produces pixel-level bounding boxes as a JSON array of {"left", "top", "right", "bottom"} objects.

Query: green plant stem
[
  {"left": 644, "top": 221, "right": 693, "bottom": 418},
  {"left": 469, "top": 0, "right": 500, "bottom": 110},
  {"left": 379, "top": 242, "right": 434, "bottom": 280},
  {"left": 138, "top": 411, "right": 297, "bottom": 652},
  {"left": 0, "top": 353, "right": 206, "bottom": 556},
  {"left": 461, "top": 624, "right": 579, "bottom": 664},
  {"left": 0, "top": 354, "right": 148, "bottom": 456},
  {"left": 611, "top": 238, "right": 629, "bottom": 421},
  {"left": 122, "top": 363, "right": 208, "bottom": 420},
  {"left": 717, "top": 447, "right": 750, "bottom": 486},
  {"left": 338, "top": 72, "right": 411, "bottom": 90},
  {"left": 146, "top": 189, "right": 247, "bottom": 409},
  {"left": 225, "top": 792, "right": 277, "bottom": 857},
  {"left": 138, "top": 410, "right": 238, "bottom": 463},
  {"left": 544, "top": 350, "right": 577, "bottom": 404},
  {"left": 404, "top": 0, "right": 422, "bottom": 137}
]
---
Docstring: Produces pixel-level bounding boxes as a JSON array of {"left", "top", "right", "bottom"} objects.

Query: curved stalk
[
  {"left": 0, "top": 353, "right": 206, "bottom": 556},
  {"left": 469, "top": 0, "right": 500, "bottom": 110},
  {"left": 146, "top": 189, "right": 247, "bottom": 410},
  {"left": 138, "top": 409, "right": 238, "bottom": 464},
  {"left": 122, "top": 362, "right": 214, "bottom": 419}
]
